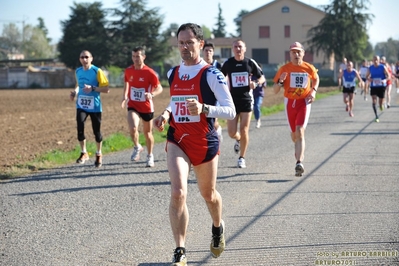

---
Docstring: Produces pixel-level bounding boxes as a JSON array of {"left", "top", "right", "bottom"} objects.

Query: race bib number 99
[
  {"left": 290, "top": 72, "right": 309, "bottom": 88},
  {"left": 130, "top": 87, "right": 146, "bottom": 102},
  {"left": 171, "top": 95, "right": 200, "bottom": 123},
  {"left": 231, "top": 72, "right": 249, "bottom": 87},
  {"left": 78, "top": 95, "right": 94, "bottom": 110}
]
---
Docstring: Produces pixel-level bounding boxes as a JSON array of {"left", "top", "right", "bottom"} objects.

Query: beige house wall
[{"left": 241, "top": 0, "right": 332, "bottom": 68}]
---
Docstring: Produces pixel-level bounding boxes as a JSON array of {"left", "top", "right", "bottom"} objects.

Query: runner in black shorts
[
  {"left": 221, "top": 39, "right": 265, "bottom": 168},
  {"left": 366, "top": 55, "right": 390, "bottom": 122},
  {"left": 339, "top": 61, "right": 363, "bottom": 117},
  {"left": 358, "top": 59, "right": 369, "bottom": 100},
  {"left": 121, "top": 46, "right": 163, "bottom": 167}
]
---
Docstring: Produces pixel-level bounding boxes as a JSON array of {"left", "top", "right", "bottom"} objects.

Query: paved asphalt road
[{"left": 1, "top": 91, "right": 398, "bottom": 266}]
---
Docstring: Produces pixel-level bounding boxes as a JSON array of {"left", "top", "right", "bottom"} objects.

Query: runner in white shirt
[{"left": 358, "top": 59, "right": 369, "bottom": 100}]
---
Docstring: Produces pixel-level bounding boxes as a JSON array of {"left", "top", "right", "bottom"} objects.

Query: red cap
[{"left": 290, "top": 42, "right": 304, "bottom": 51}]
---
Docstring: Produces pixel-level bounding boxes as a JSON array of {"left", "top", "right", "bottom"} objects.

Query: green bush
[{"left": 319, "top": 77, "right": 336, "bottom": 87}]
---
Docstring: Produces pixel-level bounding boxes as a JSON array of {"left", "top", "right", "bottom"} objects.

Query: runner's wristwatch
[{"left": 202, "top": 104, "right": 209, "bottom": 114}]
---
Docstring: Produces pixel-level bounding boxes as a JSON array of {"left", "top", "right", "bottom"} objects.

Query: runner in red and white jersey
[
  {"left": 121, "top": 46, "right": 163, "bottom": 167},
  {"left": 153, "top": 23, "right": 235, "bottom": 265}
]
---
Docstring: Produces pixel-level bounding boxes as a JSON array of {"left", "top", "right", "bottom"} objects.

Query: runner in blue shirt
[
  {"left": 366, "top": 55, "right": 389, "bottom": 122},
  {"left": 70, "top": 50, "right": 109, "bottom": 167},
  {"left": 339, "top": 61, "right": 363, "bottom": 117}
]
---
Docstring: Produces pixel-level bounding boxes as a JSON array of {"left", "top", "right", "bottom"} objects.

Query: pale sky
[{"left": 1, "top": 0, "right": 397, "bottom": 46}]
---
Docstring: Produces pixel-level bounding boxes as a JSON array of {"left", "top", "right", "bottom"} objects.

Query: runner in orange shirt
[{"left": 273, "top": 42, "right": 319, "bottom": 177}]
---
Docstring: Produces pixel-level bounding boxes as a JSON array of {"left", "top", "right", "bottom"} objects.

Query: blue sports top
[
  {"left": 75, "top": 65, "right": 108, "bottom": 112},
  {"left": 342, "top": 69, "right": 357, "bottom": 88},
  {"left": 369, "top": 64, "right": 387, "bottom": 87}
]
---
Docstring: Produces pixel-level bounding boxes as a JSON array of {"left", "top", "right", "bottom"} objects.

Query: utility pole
[
  {"left": 0, "top": 17, "right": 28, "bottom": 58},
  {"left": 0, "top": 16, "right": 29, "bottom": 41}
]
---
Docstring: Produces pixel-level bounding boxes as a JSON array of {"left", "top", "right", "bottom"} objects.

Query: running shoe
[
  {"left": 364, "top": 96, "right": 368, "bottom": 101},
  {"left": 76, "top": 152, "right": 89, "bottom": 164},
  {"left": 146, "top": 154, "right": 154, "bottom": 167},
  {"left": 349, "top": 111, "right": 354, "bottom": 117},
  {"left": 131, "top": 145, "right": 143, "bottom": 161},
  {"left": 380, "top": 105, "right": 384, "bottom": 111},
  {"left": 375, "top": 118, "right": 379, "bottom": 123},
  {"left": 256, "top": 120, "right": 261, "bottom": 128},
  {"left": 171, "top": 247, "right": 187, "bottom": 266},
  {"left": 234, "top": 140, "right": 240, "bottom": 154},
  {"left": 360, "top": 89, "right": 364, "bottom": 95},
  {"left": 94, "top": 153, "right": 102, "bottom": 168},
  {"left": 387, "top": 103, "right": 390, "bottom": 109},
  {"left": 295, "top": 162, "right": 304, "bottom": 177},
  {"left": 210, "top": 220, "right": 225, "bottom": 258},
  {"left": 237, "top": 157, "right": 246, "bottom": 168}
]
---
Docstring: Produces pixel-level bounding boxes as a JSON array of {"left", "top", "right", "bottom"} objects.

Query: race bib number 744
[{"left": 231, "top": 72, "right": 249, "bottom": 87}]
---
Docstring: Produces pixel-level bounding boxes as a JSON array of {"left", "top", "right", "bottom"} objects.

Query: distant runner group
[{"left": 338, "top": 55, "right": 397, "bottom": 122}]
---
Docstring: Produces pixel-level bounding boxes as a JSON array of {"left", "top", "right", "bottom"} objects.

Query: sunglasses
[{"left": 80, "top": 56, "right": 90, "bottom": 59}]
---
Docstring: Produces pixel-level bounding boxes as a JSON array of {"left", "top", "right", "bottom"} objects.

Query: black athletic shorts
[
  {"left": 127, "top": 107, "right": 154, "bottom": 122},
  {"left": 370, "top": 86, "right": 386, "bottom": 99},
  {"left": 233, "top": 98, "right": 252, "bottom": 114},
  {"left": 343, "top": 86, "right": 355, "bottom": 94}
]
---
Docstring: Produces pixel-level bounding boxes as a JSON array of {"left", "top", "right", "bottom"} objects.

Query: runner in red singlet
[{"left": 153, "top": 23, "right": 235, "bottom": 266}]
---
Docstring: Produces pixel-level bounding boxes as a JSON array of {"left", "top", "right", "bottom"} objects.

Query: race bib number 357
[
  {"left": 171, "top": 95, "right": 200, "bottom": 123},
  {"left": 130, "top": 87, "right": 146, "bottom": 102}
]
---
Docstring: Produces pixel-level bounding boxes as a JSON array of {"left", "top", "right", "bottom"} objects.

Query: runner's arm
[{"left": 206, "top": 71, "right": 236, "bottom": 120}]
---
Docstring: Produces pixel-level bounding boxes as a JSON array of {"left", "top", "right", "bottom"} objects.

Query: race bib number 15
[{"left": 171, "top": 95, "right": 200, "bottom": 123}]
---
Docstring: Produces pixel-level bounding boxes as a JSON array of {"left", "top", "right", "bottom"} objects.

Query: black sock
[
  {"left": 175, "top": 247, "right": 186, "bottom": 254},
  {"left": 372, "top": 103, "right": 377, "bottom": 116},
  {"left": 296, "top": 160, "right": 301, "bottom": 164},
  {"left": 239, "top": 156, "right": 244, "bottom": 159},
  {"left": 212, "top": 223, "right": 223, "bottom": 236}
]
